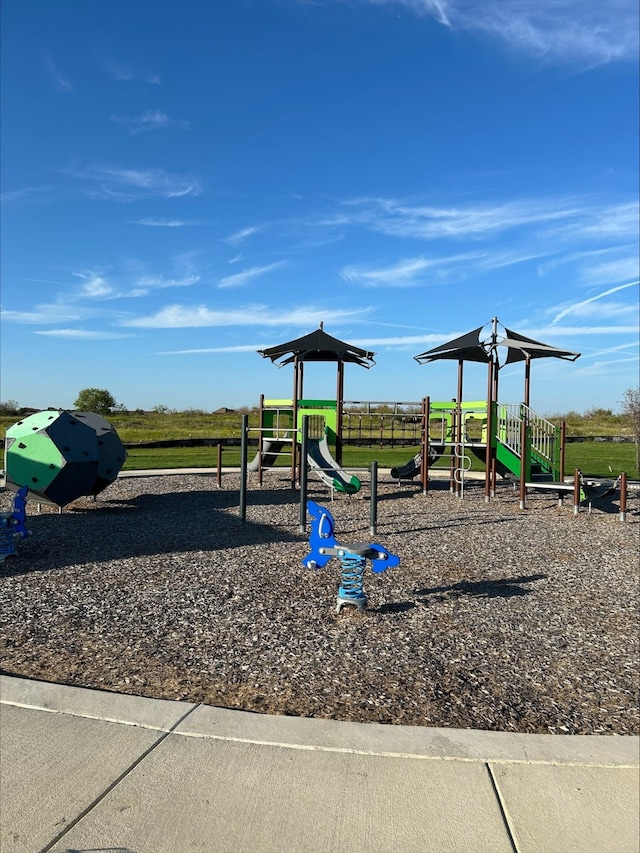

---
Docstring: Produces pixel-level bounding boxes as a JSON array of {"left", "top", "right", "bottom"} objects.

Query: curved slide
[
  {"left": 307, "top": 435, "right": 361, "bottom": 494},
  {"left": 390, "top": 445, "right": 444, "bottom": 480}
]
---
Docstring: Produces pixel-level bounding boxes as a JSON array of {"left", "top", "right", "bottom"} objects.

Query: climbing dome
[{"left": 4, "top": 410, "right": 127, "bottom": 506}]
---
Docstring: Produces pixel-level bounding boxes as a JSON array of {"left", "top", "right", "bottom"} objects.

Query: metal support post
[
  {"left": 370, "top": 460, "right": 378, "bottom": 537},
  {"left": 239, "top": 414, "right": 248, "bottom": 520}
]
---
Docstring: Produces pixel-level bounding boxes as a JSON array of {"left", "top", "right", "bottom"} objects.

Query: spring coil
[{"left": 337, "top": 551, "right": 366, "bottom": 601}]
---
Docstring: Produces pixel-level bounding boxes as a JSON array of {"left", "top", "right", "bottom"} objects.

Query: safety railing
[
  {"left": 496, "top": 403, "right": 559, "bottom": 475},
  {"left": 342, "top": 401, "right": 422, "bottom": 445}
]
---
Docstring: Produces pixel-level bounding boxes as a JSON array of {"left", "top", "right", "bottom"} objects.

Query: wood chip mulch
[{"left": 1, "top": 472, "right": 638, "bottom": 736}]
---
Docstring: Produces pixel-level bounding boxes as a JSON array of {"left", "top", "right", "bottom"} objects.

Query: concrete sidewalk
[{"left": 1, "top": 675, "right": 638, "bottom": 853}]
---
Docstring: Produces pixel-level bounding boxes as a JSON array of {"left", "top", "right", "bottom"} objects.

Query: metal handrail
[{"left": 496, "top": 403, "right": 558, "bottom": 472}]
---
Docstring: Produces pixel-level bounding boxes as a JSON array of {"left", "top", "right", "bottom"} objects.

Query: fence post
[
  {"left": 619, "top": 471, "right": 627, "bottom": 522},
  {"left": 573, "top": 468, "right": 581, "bottom": 516},
  {"left": 217, "top": 443, "right": 222, "bottom": 489},
  {"left": 239, "top": 414, "right": 248, "bottom": 521}
]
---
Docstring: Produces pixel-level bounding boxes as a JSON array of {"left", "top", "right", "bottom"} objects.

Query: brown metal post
[
  {"left": 484, "top": 360, "right": 494, "bottom": 502},
  {"left": 455, "top": 361, "right": 463, "bottom": 497},
  {"left": 336, "top": 360, "right": 344, "bottom": 466},
  {"left": 573, "top": 468, "right": 581, "bottom": 515},
  {"left": 524, "top": 356, "right": 531, "bottom": 408},
  {"left": 619, "top": 471, "right": 627, "bottom": 522},
  {"left": 291, "top": 359, "right": 299, "bottom": 488},
  {"left": 217, "top": 443, "right": 222, "bottom": 489},
  {"left": 491, "top": 356, "right": 499, "bottom": 497}
]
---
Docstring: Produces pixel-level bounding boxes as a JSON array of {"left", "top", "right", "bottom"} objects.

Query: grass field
[
  {"left": 121, "top": 440, "right": 637, "bottom": 479},
  {"left": 2, "top": 407, "right": 637, "bottom": 479}
]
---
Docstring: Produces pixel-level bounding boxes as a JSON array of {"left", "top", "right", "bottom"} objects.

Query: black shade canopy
[
  {"left": 414, "top": 326, "right": 490, "bottom": 364},
  {"left": 414, "top": 320, "right": 580, "bottom": 367},
  {"left": 500, "top": 327, "right": 581, "bottom": 364},
  {"left": 258, "top": 326, "right": 376, "bottom": 368}
]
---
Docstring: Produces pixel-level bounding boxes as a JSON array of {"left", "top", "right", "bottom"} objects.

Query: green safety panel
[{"left": 296, "top": 400, "right": 337, "bottom": 444}]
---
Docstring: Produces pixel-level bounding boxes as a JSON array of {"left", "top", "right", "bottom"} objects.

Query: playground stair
[{"left": 493, "top": 403, "right": 560, "bottom": 484}]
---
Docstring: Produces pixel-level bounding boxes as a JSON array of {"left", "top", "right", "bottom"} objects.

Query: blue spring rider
[
  {"left": 302, "top": 500, "right": 400, "bottom": 613},
  {"left": 0, "top": 485, "right": 30, "bottom": 563}
]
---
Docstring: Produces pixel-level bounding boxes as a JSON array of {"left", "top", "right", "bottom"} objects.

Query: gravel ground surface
[{"left": 1, "top": 471, "right": 638, "bottom": 735}]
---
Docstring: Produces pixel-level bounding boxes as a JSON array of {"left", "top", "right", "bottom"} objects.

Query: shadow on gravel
[
  {"left": 416, "top": 573, "right": 547, "bottom": 600},
  {"left": 0, "top": 489, "right": 303, "bottom": 576},
  {"left": 387, "top": 515, "right": 520, "bottom": 536},
  {"left": 371, "top": 574, "right": 547, "bottom": 615},
  {"left": 373, "top": 601, "right": 417, "bottom": 614}
]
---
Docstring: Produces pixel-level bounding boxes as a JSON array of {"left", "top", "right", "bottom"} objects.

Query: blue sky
[{"left": 1, "top": 0, "right": 638, "bottom": 415}]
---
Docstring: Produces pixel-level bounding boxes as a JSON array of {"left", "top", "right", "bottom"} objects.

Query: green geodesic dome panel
[
  {"left": 4, "top": 410, "right": 99, "bottom": 506},
  {"left": 4, "top": 432, "right": 63, "bottom": 491}
]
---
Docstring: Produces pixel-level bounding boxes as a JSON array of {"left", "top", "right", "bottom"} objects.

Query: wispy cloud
[
  {"left": 360, "top": 0, "right": 639, "bottom": 66},
  {"left": 223, "top": 226, "right": 262, "bottom": 246},
  {"left": 44, "top": 56, "right": 73, "bottom": 91},
  {"left": 73, "top": 271, "right": 114, "bottom": 299},
  {"left": 579, "top": 341, "right": 639, "bottom": 359},
  {"left": 0, "top": 186, "right": 49, "bottom": 204},
  {"left": 350, "top": 332, "right": 454, "bottom": 349},
  {"left": 122, "top": 304, "right": 373, "bottom": 329},
  {"left": 549, "top": 280, "right": 639, "bottom": 325},
  {"left": 218, "top": 262, "right": 286, "bottom": 289},
  {"left": 131, "top": 274, "right": 200, "bottom": 296},
  {"left": 111, "top": 110, "right": 191, "bottom": 135},
  {"left": 328, "top": 323, "right": 640, "bottom": 352},
  {"left": 132, "top": 218, "right": 196, "bottom": 227},
  {"left": 1, "top": 306, "right": 87, "bottom": 325},
  {"left": 70, "top": 268, "right": 201, "bottom": 300},
  {"left": 157, "top": 344, "right": 278, "bottom": 355},
  {"left": 316, "top": 193, "right": 638, "bottom": 290},
  {"left": 340, "top": 254, "right": 481, "bottom": 287},
  {"left": 333, "top": 195, "right": 583, "bottom": 240},
  {"left": 516, "top": 324, "right": 639, "bottom": 337},
  {"left": 572, "top": 355, "right": 639, "bottom": 377},
  {"left": 61, "top": 161, "right": 201, "bottom": 200},
  {"left": 33, "top": 329, "right": 132, "bottom": 340},
  {"left": 579, "top": 257, "right": 640, "bottom": 287},
  {"left": 542, "top": 201, "right": 639, "bottom": 242},
  {"left": 101, "top": 59, "right": 160, "bottom": 84}
]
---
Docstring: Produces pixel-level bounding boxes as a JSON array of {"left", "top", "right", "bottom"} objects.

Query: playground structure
[
  {"left": 249, "top": 396, "right": 361, "bottom": 494},
  {"left": 256, "top": 324, "right": 376, "bottom": 495},
  {"left": 0, "top": 485, "right": 30, "bottom": 562},
  {"left": 4, "top": 410, "right": 127, "bottom": 507},
  {"left": 302, "top": 500, "right": 400, "bottom": 612},
  {"left": 249, "top": 320, "right": 637, "bottom": 515},
  {"left": 413, "top": 318, "right": 581, "bottom": 505},
  {"left": 387, "top": 397, "right": 568, "bottom": 496}
]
